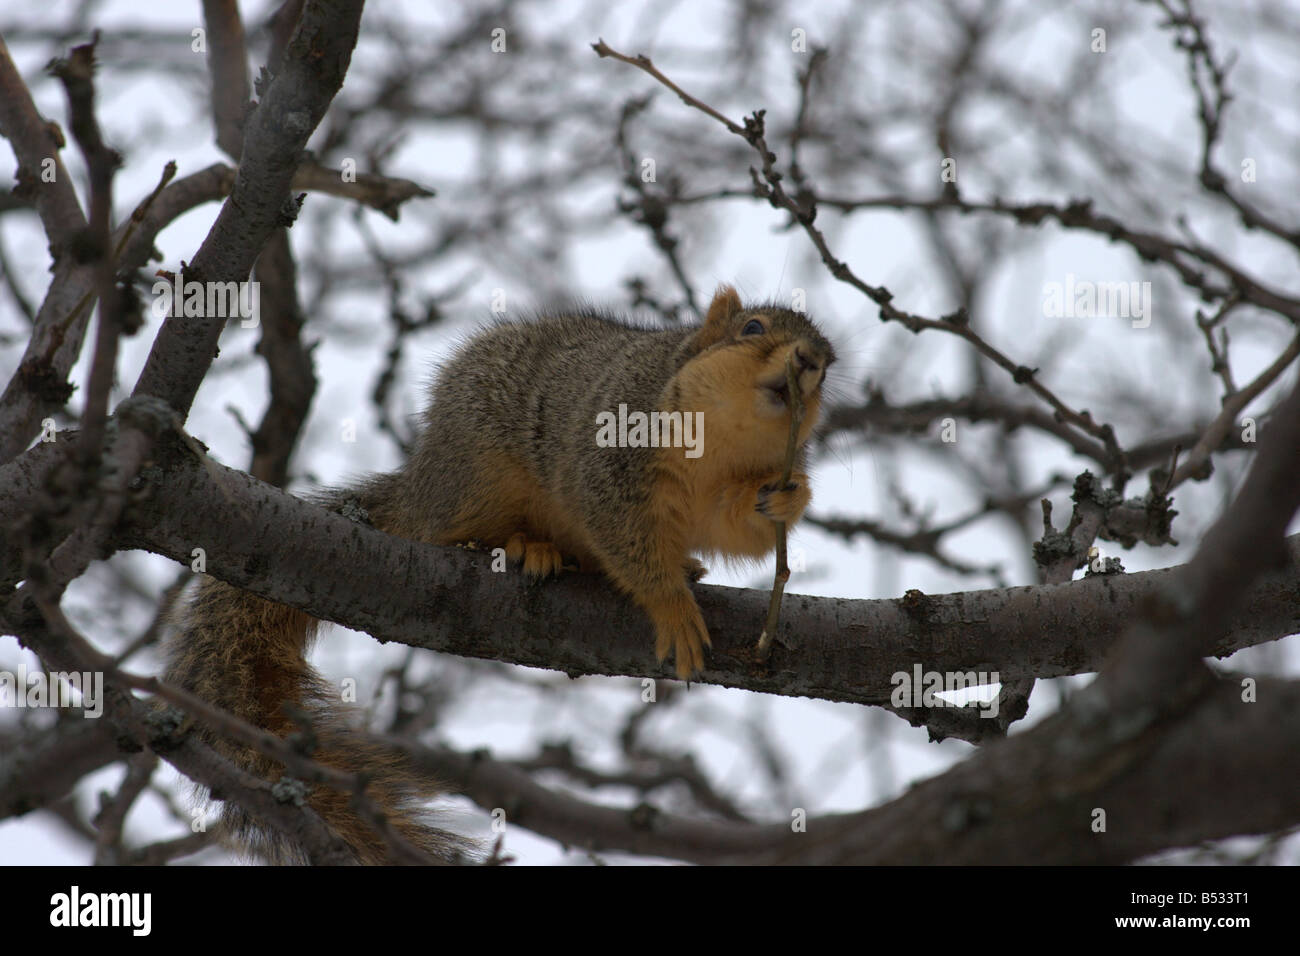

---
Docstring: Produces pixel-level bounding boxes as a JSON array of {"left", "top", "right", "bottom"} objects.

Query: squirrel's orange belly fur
[{"left": 165, "top": 286, "right": 834, "bottom": 864}]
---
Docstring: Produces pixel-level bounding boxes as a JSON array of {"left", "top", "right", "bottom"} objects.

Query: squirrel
[{"left": 164, "top": 285, "right": 835, "bottom": 863}]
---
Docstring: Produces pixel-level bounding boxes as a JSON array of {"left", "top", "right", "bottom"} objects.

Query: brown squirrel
[{"left": 165, "top": 285, "right": 834, "bottom": 863}]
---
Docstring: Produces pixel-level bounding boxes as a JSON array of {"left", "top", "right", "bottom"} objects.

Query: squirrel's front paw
[
  {"left": 505, "top": 533, "right": 565, "bottom": 578},
  {"left": 756, "top": 473, "right": 811, "bottom": 524},
  {"left": 648, "top": 591, "right": 711, "bottom": 680}
]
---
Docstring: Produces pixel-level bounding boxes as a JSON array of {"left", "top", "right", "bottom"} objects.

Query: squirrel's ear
[{"left": 695, "top": 285, "right": 744, "bottom": 348}]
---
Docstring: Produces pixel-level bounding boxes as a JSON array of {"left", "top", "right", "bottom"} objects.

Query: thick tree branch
[
  {"left": 0, "top": 437, "right": 1266, "bottom": 710},
  {"left": 130, "top": 0, "right": 364, "bottom": 418},
  {"left": 405, "top": 675, "right": 1300, "bottom": 863}
]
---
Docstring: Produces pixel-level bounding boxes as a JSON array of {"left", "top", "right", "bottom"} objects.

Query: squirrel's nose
[{"left": 793, "top": 346, "right": 822, "bottom": 373}]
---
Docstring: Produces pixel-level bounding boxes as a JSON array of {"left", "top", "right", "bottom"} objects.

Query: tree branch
[
  {"left": 7, "top": 435, "right": 1272, "bottom": 712},
  {"left": 130, "top": 0, "right": 365, "bottom": 418}
]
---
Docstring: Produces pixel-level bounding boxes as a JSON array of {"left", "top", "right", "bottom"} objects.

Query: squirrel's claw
[
  {"left": 650, "top": 590, "right": 711, "bottom": 680},
  {"left": 756, "top": 474, "right": 811, "bottom": 525},
  {"left": 505, "top": 533, "right": 566, "bottom": 578}
]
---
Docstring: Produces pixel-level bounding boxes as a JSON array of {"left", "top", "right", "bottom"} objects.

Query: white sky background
[{"left": 1, "top": 0, "right": 1298, "bottom": 864}]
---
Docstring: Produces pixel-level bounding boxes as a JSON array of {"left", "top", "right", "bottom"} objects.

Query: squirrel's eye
[{"left": 741, "top": 319, "right": 765, "bottom": 336}]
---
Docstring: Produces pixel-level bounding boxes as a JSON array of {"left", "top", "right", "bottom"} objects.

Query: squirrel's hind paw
[{"left": 505, "top": 533, "right": 566, "bottom": 578}]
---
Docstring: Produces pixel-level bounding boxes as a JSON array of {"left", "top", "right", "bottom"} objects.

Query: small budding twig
[{"left": 756, "top": 357, "right": 805, "bottom": 663}]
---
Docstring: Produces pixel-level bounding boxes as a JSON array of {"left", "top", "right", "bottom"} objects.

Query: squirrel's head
[{"left": 679, "top": 285, "right": 836, "bottom": 448}]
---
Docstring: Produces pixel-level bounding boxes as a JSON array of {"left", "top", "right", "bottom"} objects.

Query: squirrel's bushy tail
[{"left": 165, "top": 542, "right": 468, "bottom": 864}]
